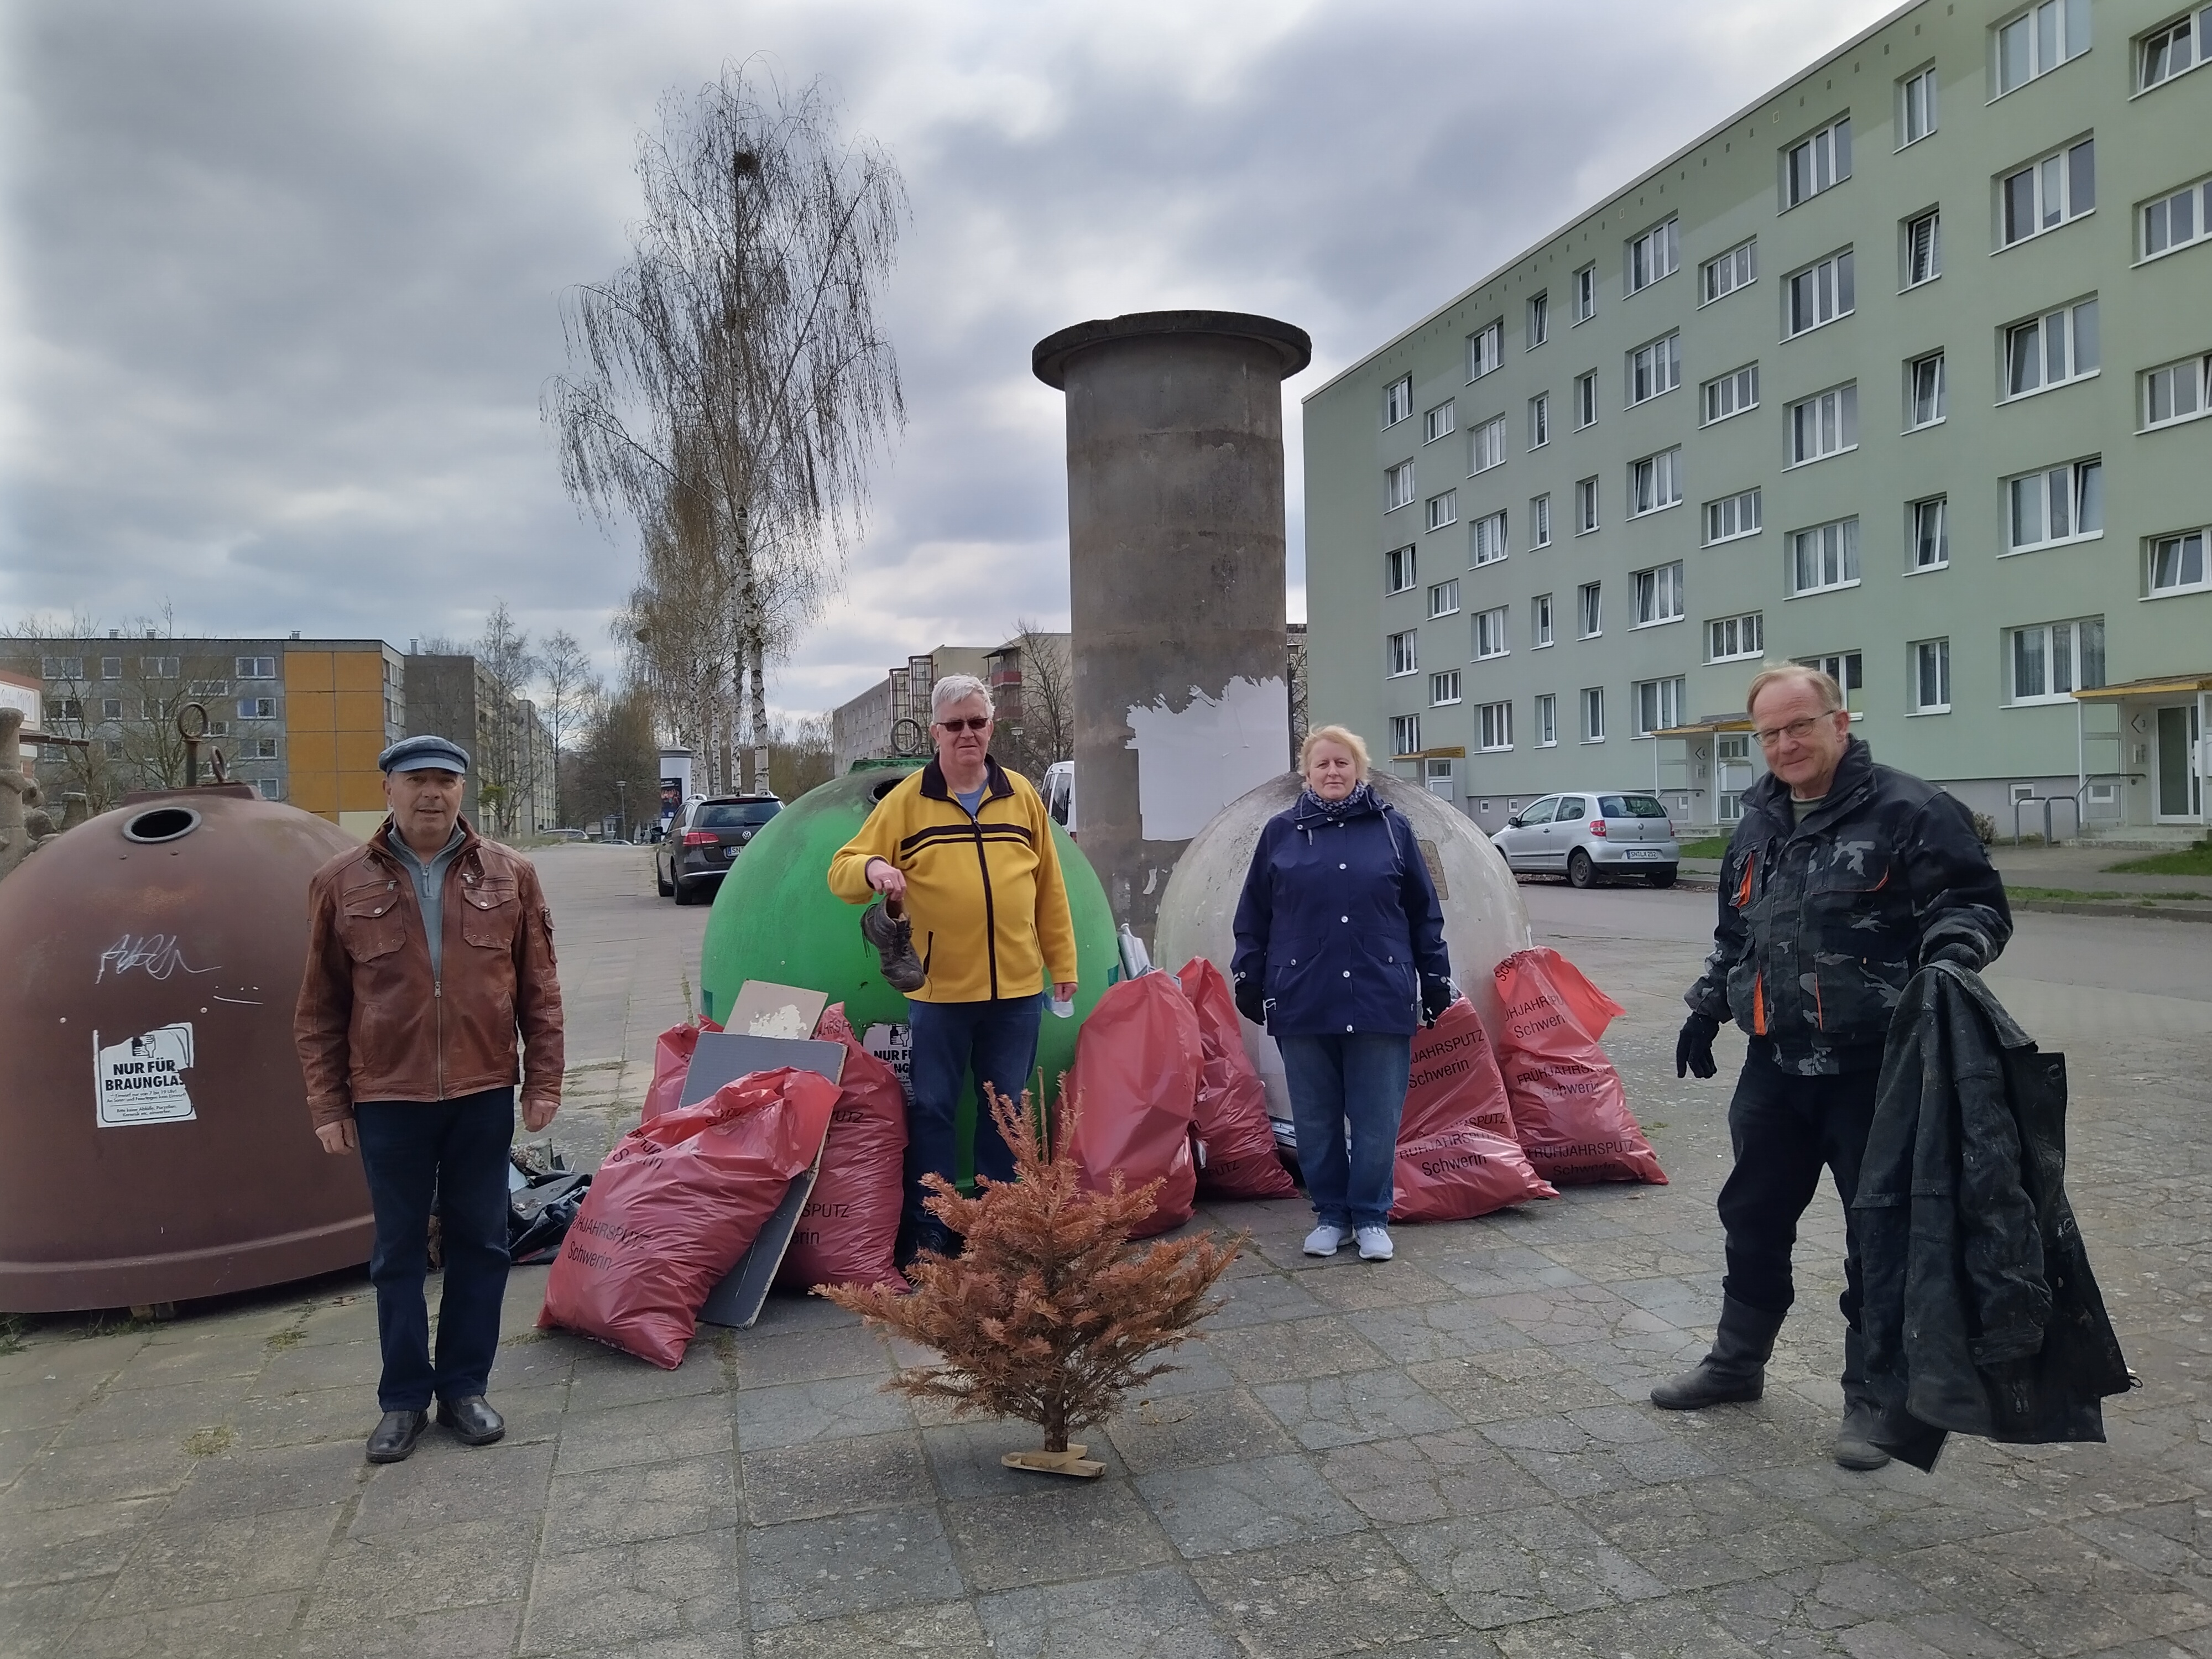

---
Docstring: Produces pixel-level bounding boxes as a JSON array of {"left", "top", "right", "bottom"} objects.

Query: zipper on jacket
[{"left": 971, "top": 811, "right": 1000, "bottom": 999}]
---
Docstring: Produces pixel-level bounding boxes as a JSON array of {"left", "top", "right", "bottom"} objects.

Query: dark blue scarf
[{"left": 1297, "top": 780, "right": 1378, "bottom": 823}]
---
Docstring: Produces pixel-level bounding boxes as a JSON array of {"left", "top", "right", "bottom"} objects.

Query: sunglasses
[{"left": 936, "top": 716, "right": 990, "bottom": 732}]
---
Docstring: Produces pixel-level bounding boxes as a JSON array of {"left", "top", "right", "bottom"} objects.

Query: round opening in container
[
  {"left": 122, "top": 807, "right": 201, "bottom": 844},
  {"left": 869, "top": 777, "right": 906, "bottom": 802}
]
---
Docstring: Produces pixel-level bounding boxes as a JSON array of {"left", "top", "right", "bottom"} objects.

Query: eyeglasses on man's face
[
  {"left": 936, "top": 716, "right": 990, "bottom": 733},
  {"left": 1752, "top": 713, "right": 1832, "bottom": 749}
]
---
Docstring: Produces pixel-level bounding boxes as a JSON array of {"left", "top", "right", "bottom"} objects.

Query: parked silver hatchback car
[{"left": 1491, "top": 791, "right": 1680, "bottom": 888}]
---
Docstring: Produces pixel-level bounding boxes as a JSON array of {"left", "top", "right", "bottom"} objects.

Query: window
[
  {"left": 1424, "top": 400, "right": 1455, "bottom": 443},
  {"left": 1629, "top": 449, "right": 1683, "bottom": 516},
  {"left": 1899, "top": 65, "right": 1938, "bottom": 145},
  {"left": 1783, "top": 117, "right": 1851, "bottom": 208},
  {"left": 1903, "top": 209, "right": 1942, "bottom": 286},
  {"left": 2141, "top": 8, "right": 2212, "bottom": 91},
  {"left": 2006, "top": 457, "right": 2104, "bottom": 551},
  {"left": 1385, "top": 545, "right": 1417, "bottom": 593},
  {"left": 1527, "top": 291, "right": 1549, "bottom": 346},
  {"left": 1580, "top": 687, "right": 1606, "bottom": 742},
  {"left": 1708, "top": 611, "right": 1764, "bottom": 661},
  {"left": 237, "top": 697, "right": 276, "bottom": 719},
  {"left": 1469, "top": 416, "right": 1506, "bottom": 474},
  {"left": 100, "top": 697, "right": 123, "bottom": 721},
  {"left": 44, "top": 697, "right": 82, "bottom": 722},
  {"left": 39, "top": 655, "right": 84, "bottom": 680},
  {"left": 1573, "top": 372, "right": 1598, "bottom": 429},
  {"left": 1785, "top": 249, "right": 1855, "bottom": 336},
  {"left": 2001, "top": 138, "right": 2094, "bottom": 247},
  {"left": 1632, "top": 562, "right": 1685, "bottom": 627},
  {"left": 1907, "top": 352, "right": 1947, "bottom": 427},
  {"left": 1574, "top": 477, "right": 1599, "bottom": 534},
  {"left": 1911, "top": 497, "right": 1949, "bottom": 569},
  {"left": 1425, "top": 758, "right": 1455, "bottom": 796},
  {"left": 236, "top": 656, "right": 276, "bottom": 679},
  {"left": 1430, "top": 670, "right": 1462, "bottom": 706},
  {"left": 1384, "top": 375, "right": 1413, "bottom": 426},
  {"left": 1701, "top": 239, "right": 1756, "bottom": 305},
  {"left": 1995, "top": 0, "right": 2090, "bottom": 96},
  {"left": 1911, "top": 639, "right": 1952, "bottom": 713},
  {"left": 1390, "top": 714, "right": 1421, "bottom": 756},
  {"left": 1534, "top": 693, "right": 1558, "bottom": 746},
  {"left": 2143, "top": 353, "right": 2211, "bottom": 428},
  {"left": 1427, "top": 491, "right": 1459, "bottom": 531},
  {"left": 100, "top": 656, "right": 120, "bottom": 679},
  {"left": 1429, "top": 579, "right": 1460, "bottom": 618},
  {"left": 1626, "top": 218, "right": 1679, "bottom": 293},
  {"left": 1530, "top": 494, "right": 1552, "bottom": 547},
  {"left": 1787, "top": 383, "right": 1858, "bottom": 465},
  {"left": 140, "top": 655, "right": 179, "bottom": 679},
  {"left": 1577, "top": 582, "right": 1603, "bottom": 637},
  {"left": 1634, "top": 677, "right": 1685, "bottom": 737},
  {"left": 1467, "top": 321, "right": 1504, "bottom": 380},
  {"left": 1797, "top": 651, "right": 1865, "bottom": 704},
  {"left": 1789, "top": 518, "right": 1861, "bottom": 594},
  {"left": 2149, "top": 529, "right": 2209, "bottom": 594},
  {"left": 1527, "top": 394, "right": 1550, "bottom": 449},
  {"left": 1704, "top": 488, "right": 1763, "bottom": 545},
  {"left": 255, "top": 779, "right": 281, "bottom": 801},
  {"left": 1531, "top": 593, "right": 1555, "bottom": 647},
  {"left": 2141, "top": 173, "right": 2212, "bottom": 259},
  {"left": 1626, "top": 333, "right": 1681, "bottom": 405},
  {"left": 1573, "top": 264, "right": 1596, "bottom": 322},
  {"left": 1702, "top": 363, "right": 1759, "bottom": 425},
  {"left": 2006, "top": 617, "right": 2105, "bottom": 702},
  {"left": 185, "top": 679, "right": 228, "bottom": 696},
  {"left": 1387, "top": 631, "right": 1420, "bottom": 676},
  {"left": 1474, "top": 606, "right": 1510, "bottom": 659},
  {"left": 1470, "top": 510, "right": 1509, "bottom": 566},
  {"left": 1478, "top": 701, "right": 1513, "bottom": 752},
  {"left": 2003, "top": 299, "right": 2099, "bottom": 400},
  {"left": 246, "top": 737, "right": 279, "bottom": 760}
]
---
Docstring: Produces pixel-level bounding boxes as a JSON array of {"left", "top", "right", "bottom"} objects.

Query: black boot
[
  {"left": 1834, "top": 1328, "right": 1892, "bottom": 1470},
  {"left": 1651, "top": 1298, "right": 1785, "bottom": 1409}
]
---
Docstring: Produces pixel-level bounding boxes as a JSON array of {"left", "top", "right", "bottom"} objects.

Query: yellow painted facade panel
[
  {"left": 334, "top": 690, "right": 384, "bottom": 731},
  {"left": 289, "top": 729, "right": 338, "bottom": 774},
  {"left": 286, "top": 652, "right": 335, "bottom": 693},
  {"left": 287, "top": 691, "right": 336, "bottom": 732},
  {"left": 339, "top": 771, "right": 387, "bottom": 812},
  {"left": 291, "top": 772, "right": 338, "bottom": 814},
  {"left": 334, "top": 651, "right": 384, "bottom": 692},
  {"left": 337, "top": 730, "right": 384, "bottom": 772}
]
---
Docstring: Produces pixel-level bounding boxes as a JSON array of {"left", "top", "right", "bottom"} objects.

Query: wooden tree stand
[{"left": 1001, "top": 1444, "right": 1104, "bottom": 1479}]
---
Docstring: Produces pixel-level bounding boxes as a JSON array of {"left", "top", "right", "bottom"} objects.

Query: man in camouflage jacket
[{"left": 1651, "top": 664, "right": 2009, "bottom": 1470}]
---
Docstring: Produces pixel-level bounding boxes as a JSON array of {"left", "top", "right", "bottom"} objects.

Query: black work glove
[
  {"left": 1922, "top": 939, "right": 1984, "bottom": 971},
  {"left": 1676, "top": 1012, "right": 1721, "bottom": 1079},
  {"left": 1233, "top": 975, "right": 1265, "bottom": 1026},
  {"left": 1420, "top": 974, "right": 1457, "bottom": 1028}
]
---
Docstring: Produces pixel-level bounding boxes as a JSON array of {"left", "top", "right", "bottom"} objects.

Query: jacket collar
[
  {"left": 919, "top": 754, "right": 1014, "bottom": 803},
  {"left": 1290, "top": 780, "right": 1384, "bottom": 828},
  {"left": 369, "top": 814, "right": 482, "bottom": 868},
  {"left": 1742, "top": 735, "right": 1875, "bottom": 837}
]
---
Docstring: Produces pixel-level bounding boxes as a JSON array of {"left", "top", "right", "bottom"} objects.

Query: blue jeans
[
  {"left": 1279, "top": 1033, "right": 1411, "bottom": 1232},
  {"left": 905, "top": 994, "right": 1044, "bottom": 1235},
  {"left": 354, "top": 1089, "right": 514, "bottom": 1412}
]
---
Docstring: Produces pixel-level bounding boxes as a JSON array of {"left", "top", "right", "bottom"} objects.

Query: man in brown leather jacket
[{"left": 295, "top": 734, "right": 564, "bottom": 1464}]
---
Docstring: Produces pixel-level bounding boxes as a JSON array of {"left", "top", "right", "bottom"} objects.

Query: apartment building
[{"left": 1304, "top": 0, "right": 2211, "bottom": 838}]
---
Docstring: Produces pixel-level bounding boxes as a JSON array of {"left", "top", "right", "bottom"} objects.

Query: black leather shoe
[
  {"left": 436, "top": 1395, "right": 505, "bottom": 1447},
  {"left": 366, "top": 1408, "right": 429, "bottom": 1464}
]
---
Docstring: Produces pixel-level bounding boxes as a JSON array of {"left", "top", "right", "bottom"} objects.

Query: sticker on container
[
  {"left": 94, "top": 1023, "right": 198, "bottom": 1126},
  {"left": 862, "top": 1022, "right": 912, "bottom": 1106}
]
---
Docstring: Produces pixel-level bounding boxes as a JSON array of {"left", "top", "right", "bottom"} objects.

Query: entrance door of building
[{"left": 2154, "top": 703, "right": 2203, "bottom": 821}]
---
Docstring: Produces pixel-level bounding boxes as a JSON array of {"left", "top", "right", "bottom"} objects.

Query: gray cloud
[{"left": 2, "top": 0, "right": 1895, "bottom": 715}]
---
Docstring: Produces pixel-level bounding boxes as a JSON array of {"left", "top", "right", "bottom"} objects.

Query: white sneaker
[
  {"left": 1355, "top": 1226, "right": 1394, "bottom": 1262},
  {"left": 1303, "top": 1225, "right": 1350, "bottom": 1257}
]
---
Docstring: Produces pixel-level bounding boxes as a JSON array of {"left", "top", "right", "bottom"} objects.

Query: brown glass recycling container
[{"left": 0, "top": 785, "right": 375, "bottom": 1311}]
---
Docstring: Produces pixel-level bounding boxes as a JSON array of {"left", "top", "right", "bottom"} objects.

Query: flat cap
[{"left": 378, "top": 734, "right": 471, "bottom": 775}]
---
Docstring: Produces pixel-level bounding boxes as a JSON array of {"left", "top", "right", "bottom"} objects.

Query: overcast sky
[{"left": 2, "top": 0, "right": 1897, "bottom": 719}]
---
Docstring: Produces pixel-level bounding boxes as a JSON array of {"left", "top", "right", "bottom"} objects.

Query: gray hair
[{"left": 931, "top": 674, "right": 991, "bottom": 719}]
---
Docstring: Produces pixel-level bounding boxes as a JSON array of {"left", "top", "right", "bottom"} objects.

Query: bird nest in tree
[{"left": 824, "top": 1084, "right": 1239, "bottom": 1477}]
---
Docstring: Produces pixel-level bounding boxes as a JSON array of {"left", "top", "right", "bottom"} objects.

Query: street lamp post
[{"left": 615, "top": 778, "right": 628, "bottom": 843}]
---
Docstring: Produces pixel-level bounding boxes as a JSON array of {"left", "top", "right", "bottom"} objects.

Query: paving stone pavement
[{"left": 2, "top": 865, "right": 2206, "bottom": 1658}]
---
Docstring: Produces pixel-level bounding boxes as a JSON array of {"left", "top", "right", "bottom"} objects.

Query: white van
[{"left": 1042, "top": 760, "right": 1076, "bottom": 836}]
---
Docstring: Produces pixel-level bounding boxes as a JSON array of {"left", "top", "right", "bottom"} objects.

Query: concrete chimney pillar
[{"left": 1032, "top": 310, "right": 1311, "bottom": 943}]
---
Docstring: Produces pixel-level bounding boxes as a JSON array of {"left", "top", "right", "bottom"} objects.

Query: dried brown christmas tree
[{"left": 825, "top": 1086, "right": 1239, "bottom": 1477}]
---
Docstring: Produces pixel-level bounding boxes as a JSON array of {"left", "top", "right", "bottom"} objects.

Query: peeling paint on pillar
[{"left": 1033, "top": 310, "right": 1312, "bottom": 943}]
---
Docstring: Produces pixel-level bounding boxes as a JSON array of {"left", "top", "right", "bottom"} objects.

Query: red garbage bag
[
  {"left": 1064, "top": 974, "right": 1201, "bottom": 1238},
  {"left": 778, "top": 1005, "right": 909, "bottom": 1293},
  {"left": 1398, "top": 998, "right": 1518, "bottom": 1145},
  {"left": 641, "top": 1019, "right": 723, "bottom": 1121},
  {"left": 1175, "top": 958, "right": 1297, "bottom": 1201},
  {"left": 1493, "top": 948, "right": 1666, "bottom": 1186},
  {"left": 540, "top": 1067, "right": 838, "bottom": 1366},
  {"left": 1392, "top": 1125, "right": 1557, "bottom": 1222}
]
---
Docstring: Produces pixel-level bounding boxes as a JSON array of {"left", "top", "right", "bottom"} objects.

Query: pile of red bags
[
  {"left": 540, "top": 1067, "right": 839, "bottom": 1367},
  {"left": 1391, "top": 998, "right": 1556, "bottom": 1222},
  {"left": 1063, "top": 973, "right": 1202, "bottom": 1237},
  {"left": 776, "top": 1006, "right": 909, "bottom": 1293},
  {"left": 640, "top": 1018, "right": 722, "bottom": 1121},
  {"left": 1491, "top": 947, "right": 1667, "bottom": 1186},
  {"left": 1176, "top": 959, "right": 1298, "bottom": 1201}
]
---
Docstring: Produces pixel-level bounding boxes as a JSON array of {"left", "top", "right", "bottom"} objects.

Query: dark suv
[{"left": 656, "top": 795, "right": 781, "bottom": 905}]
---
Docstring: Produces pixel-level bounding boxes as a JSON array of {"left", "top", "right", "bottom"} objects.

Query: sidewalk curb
[{"left": 2008, "top": 900, "right": 2212, "bottom": 925}]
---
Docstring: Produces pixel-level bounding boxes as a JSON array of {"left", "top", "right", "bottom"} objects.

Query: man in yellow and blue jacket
[{"left": 829, "top": 675, "right": 1077, "bottom": 1255}]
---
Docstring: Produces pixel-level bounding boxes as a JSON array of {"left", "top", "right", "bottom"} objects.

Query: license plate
[{"left": 1624, "top": 848, "right": 1663, "bottom": 860}]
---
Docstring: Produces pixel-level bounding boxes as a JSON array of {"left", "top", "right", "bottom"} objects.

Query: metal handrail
[{"left": 2012, "top": 794, "right": 2079, "bottom": 846}]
